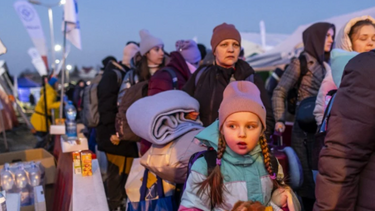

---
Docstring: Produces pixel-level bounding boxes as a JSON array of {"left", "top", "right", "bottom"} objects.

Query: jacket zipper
[{"left": 208, "top": 72, "right": 219, "bottom": 124}]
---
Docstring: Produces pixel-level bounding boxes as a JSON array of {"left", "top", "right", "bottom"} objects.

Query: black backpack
[{"left": 286, "top": 54, "right": 309, "bottom": 115}]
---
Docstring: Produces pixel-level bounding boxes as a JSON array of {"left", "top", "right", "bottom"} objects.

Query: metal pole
[
  {"left": 59, "top": 21, "right": 67, "bottom": 119},
  {"left": 48, "top": 7, "right": 56, "bottom": 75},
  {"left": 42, "top": 76, "right": 49, "bottom": 133},
  {"left": 0, "top": 101, "right": 8, "bottom": 152}
]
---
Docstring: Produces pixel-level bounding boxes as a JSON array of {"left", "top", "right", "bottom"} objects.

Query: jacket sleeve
[
  {"left": 179, "top": 170, "right": 210, "bottom": 211},
  {"left": 46, "top": 90, "right": 60, "bottom": 110},
  {"left": 182, "top": 66, "right": 204, "bottom": 97},
  {"left": 314, "top": 52, "right": 375, "bottom": 210},
  {"left": 148, "top": 71, "right": 174, "bottom": 96},
  {"left": 272, "top": 59, "right": 300, "bottom": 122},
  {"left": 254, "top": 74, "right": 275, "bottom": 139},
  {"left": 313, "top": 68, "right": 337, "bottom": 126}
]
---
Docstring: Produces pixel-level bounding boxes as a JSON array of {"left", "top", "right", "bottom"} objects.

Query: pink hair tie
[
  {"left": 216, "top": 158, "right": 222, "bottom": 166},
  {"left": 270, "top": 173, "right": 276, "bottom": 180}
]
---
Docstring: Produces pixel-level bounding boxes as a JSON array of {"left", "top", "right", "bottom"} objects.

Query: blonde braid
[
  {"left": 259, "top": 134, "right": 274, "bottom": 176},
  {"left": 217, "top": 134, "right": 227, "bottom": 161}
]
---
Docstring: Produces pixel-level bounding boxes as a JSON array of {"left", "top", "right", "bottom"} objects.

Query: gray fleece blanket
[{"left": 126, "top": 90, "right": 203, "bottom": 145}]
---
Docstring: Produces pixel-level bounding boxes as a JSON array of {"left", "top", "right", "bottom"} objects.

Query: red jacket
[{"left": 148, "top": 51, "right": 191, "bottom": 96}]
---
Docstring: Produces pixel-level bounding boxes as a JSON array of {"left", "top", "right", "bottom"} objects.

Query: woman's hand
[
  {"left": 110, "top": 135, "right": 120, "bottom": 145},
  {"left": 271, "top": 188, "right": 295, "bottom": 211}
]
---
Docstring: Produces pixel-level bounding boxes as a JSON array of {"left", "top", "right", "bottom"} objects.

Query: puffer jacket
[
  {"left": 183, "top": 59, "right": 275, "bottom": 139},
  {"left": 179, "top": 120, "right": 300, "bottom": 211},
  {"left": 313, "top": 49, "right": 359, "bottom": 125},
  {"left": 30, "top": 84, "right": 60, "bottom": 132},
  {"left": 313, "top": 16, "right": 375, "bottom": 125},
  {"left": 314, "top": 50, "right": 375, "bottom": 211},
  {"left": 272, "top": 52, "right": 327, "bottom": 122}
]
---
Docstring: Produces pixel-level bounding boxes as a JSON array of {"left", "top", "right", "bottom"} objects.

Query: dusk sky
[{"left": 0, "top": 0, "right": 374, "bottom": 76}]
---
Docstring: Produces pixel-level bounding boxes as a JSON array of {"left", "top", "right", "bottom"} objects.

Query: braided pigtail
[
  {"left": 259, "top": 134, "right": 274, "bottom": 176},
  {"left": 259, "top": 134, "right": 287, "bottom": 189},
  {"left": 197, "top": 133, "right": 228, "bottom": 209}
]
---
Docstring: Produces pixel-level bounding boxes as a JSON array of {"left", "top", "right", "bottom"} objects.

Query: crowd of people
[{"left": 29, "top": 16, "right": 375, "bottom": 211}]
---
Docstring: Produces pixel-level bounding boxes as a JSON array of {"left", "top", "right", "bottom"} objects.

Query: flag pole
[{"left": 59, "top": 21, "right": 67, "bottom": 119}]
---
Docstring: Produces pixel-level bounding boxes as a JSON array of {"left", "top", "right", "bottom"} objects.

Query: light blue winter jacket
[{"left": 180, "top": 120, "right": 282, "bottom": 211}]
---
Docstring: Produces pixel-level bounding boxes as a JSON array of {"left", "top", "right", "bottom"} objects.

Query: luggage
[{"left": 140, "top": 129, "right": 206, "bottom": 184}]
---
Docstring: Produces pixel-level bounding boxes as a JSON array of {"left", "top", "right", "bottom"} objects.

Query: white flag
[
  {"left": 28, "top": 48, "right": 47, "bottom": 76},
  {"left": 14, "top": 1, "right": 48, "bottom": 58},
  {"left": 64, "top": 0, "right": 81, "bottom": 50},
  {"left": 0, "top": 39, "right": 6, "bottom": 55}
]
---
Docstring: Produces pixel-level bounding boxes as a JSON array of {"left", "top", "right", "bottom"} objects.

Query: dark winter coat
[
  {"left": 148, "top": 51, "right": 191, "bottom": 96},
  {"left": 96, "top": 61, "right": 138, "bottom": 157},
  {"left": 183, "top": 59, "right": 275, "bottom": 139},
  {"left": 314, "top": 50, "right": 375, "bottom": 211}
]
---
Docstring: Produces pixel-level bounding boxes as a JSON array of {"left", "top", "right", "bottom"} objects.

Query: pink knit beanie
[{"left": 218, "top": 81, "right": 266, "bottom": 130}]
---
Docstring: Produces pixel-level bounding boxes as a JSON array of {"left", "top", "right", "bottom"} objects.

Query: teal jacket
[{"left": 180, "top": 120, "right": 282, "bottom": 211}]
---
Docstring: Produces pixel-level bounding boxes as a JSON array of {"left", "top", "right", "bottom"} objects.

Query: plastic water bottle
[
  {"left": 0, "top": 163, "right": 14, "bottom": 191},
  {"left": 65, "top": 101, "right": 77, "bottom": 121},
  {"left": 14, "top": 164, "right": 27, "bottom": 189},
  {"left": 0, "top": 191, "right": 6, "bottom": 211},
  {"left": 65, "top": 101, "right": 77, "bottom": 138},
  {"left": 14, "top": 164, "right": 32, "bottom": 206},
  {"left": 66, "top": 120, "right": 77, "bottom": 138},
  {"left": 26, "top": 162, "right": 41, "bottom": 187}
]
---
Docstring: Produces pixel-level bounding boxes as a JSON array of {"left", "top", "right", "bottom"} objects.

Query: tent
[
  {"left": 17, "top": 77, "right": 41, "bottom": 103},
  {"left": 240, "top": 32, "right": 289, "bottom": 57},
  {"left": 247, "top": 6, "right": 375, "bottom": 71}
]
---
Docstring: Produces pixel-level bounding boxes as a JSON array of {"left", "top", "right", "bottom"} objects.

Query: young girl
[{"left": 179, "top": 81, "right": 300, "bottom": 211}]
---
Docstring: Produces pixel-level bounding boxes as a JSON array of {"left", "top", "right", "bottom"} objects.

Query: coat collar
[{"left": 195, "top": 120, "right": 262, "bottom": 166}]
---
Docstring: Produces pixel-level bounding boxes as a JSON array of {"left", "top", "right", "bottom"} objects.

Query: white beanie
[
  {"left": 122, "top": 43, "right": 139, "bottom": 67},
  {"left": 139, "top": 29, "right": 164, "bottom": 56}
]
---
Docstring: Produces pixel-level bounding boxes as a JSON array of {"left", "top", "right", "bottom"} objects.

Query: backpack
[
  {"left": 194, "top": 66, "right": 254, "bottom": 86},
  {"left": 312, "top": 89, "right": 337, "bottom": 170},
  {"left": 296, "top": 96, "right": 317, "bottom": 133},
  {"left": 115, "top": 67, "right": 179, "bottom": 141},
  {"left": 117, "top": 69, "right": 138, "bottom": 106},
  {"left": 81, "top": 66, "right": 122, "bottom": 128},
  {"left": 286, "top": 54, "right": 309, "bottom": 115}
]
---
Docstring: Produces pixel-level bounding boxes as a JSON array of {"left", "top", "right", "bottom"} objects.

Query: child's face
[{"left": 221, "top": 112, "right": 262, "bottom": 155}]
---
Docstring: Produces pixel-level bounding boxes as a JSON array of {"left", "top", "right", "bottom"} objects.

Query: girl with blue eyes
[{"left": 179, "top": 81, "right": 300, "bottom": 211}]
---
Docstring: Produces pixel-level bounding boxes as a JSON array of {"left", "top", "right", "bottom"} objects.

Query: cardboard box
[
  {"left": 50, "top": 125, "right": 65, "bottom": 135},
  {"left": 0, "top": 149, "right": 56, "bottom": 185}
]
